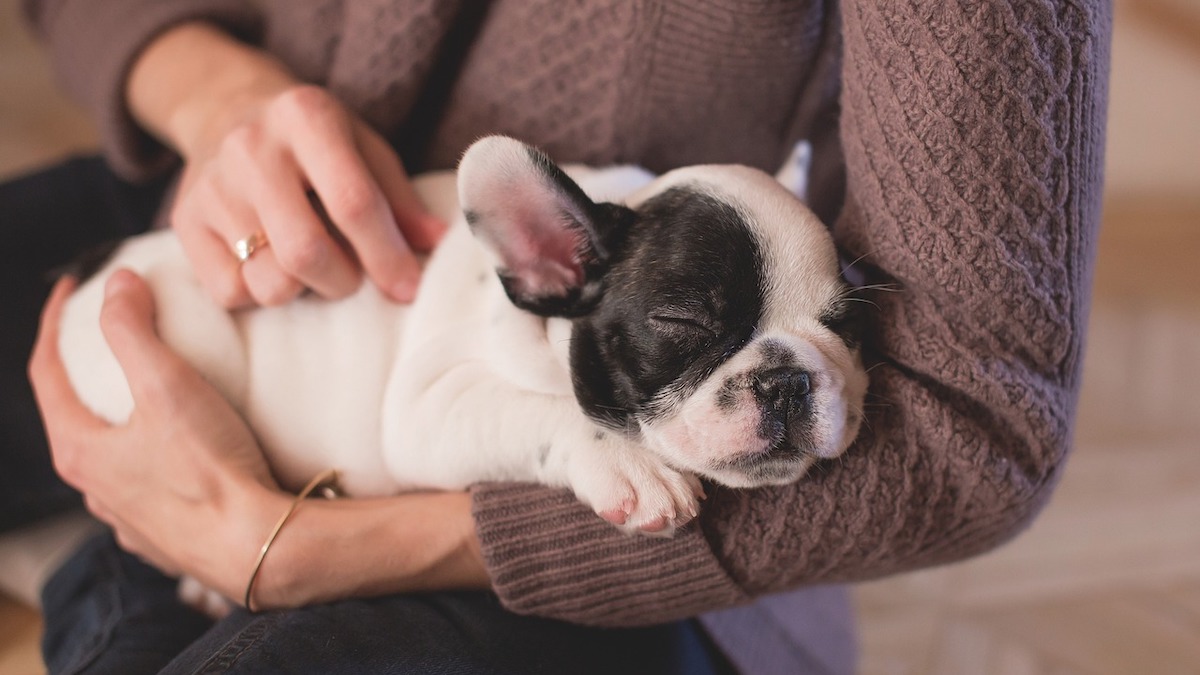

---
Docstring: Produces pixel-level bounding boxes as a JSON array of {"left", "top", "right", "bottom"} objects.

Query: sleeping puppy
[{"left": 58, "top": 136, "right": 868, "bottom": 545}]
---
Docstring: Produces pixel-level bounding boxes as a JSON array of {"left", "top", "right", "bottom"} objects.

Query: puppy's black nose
[
  {"left": 753, "top": 368, "right": 812, "bottom": 446},
  {"left": 752, "top": 367, "right": 811, "bottom": 411}
]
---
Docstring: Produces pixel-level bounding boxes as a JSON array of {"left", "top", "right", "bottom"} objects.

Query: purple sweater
[{"left": 24, "top": 1, "right": 1111, "bottom": 672}]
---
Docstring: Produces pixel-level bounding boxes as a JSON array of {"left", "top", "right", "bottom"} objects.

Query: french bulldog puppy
[{"left": 58, "top": 136, "right": 868, "bottom": 543}]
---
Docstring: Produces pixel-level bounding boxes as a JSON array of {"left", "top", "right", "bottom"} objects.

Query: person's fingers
[
  {"left": 28, "top": 277, "right": 110, "bottom": 485},
  {"left": 179, "top": 219, "right": 256, "bottom": 309},
  {"left": 28, "top": 278, "right": 99, "bottom": 433},
  {"left": 193, "top": 155, "right": 309, "bottom": 306},
  {"left": 239, "top": 253, "right": 306, "bottom": 306},
  {"left": 244, "top": 154, "right": 360, "bottom": 302},
  {"left": 287, "top": 94, "right": 421, "bottom": 302},
  {"left": 356, "top": 124, "right": 447, "bottom": 253},
  {"left": 28, "top": 276, "right": 77, "bottom": 390},
  {"left": 97, "top": 270, "right": 201, "bottom": 405},
  {"left": 171, "top": 179, "right": 255, "bottom": 308}
]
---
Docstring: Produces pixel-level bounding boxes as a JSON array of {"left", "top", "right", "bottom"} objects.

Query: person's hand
[
  {"left": 30, "top": 271, "right": 489, "bottom": 608},
  {"left": 129, "top": 23, "right": 446, "bottom": 308},
  {"left": 28, "top": 272, "right": 290, "bottom": 600}
]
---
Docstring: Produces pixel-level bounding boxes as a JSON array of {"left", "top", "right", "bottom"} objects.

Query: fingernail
[
  {"left": 391, "top": 276, "right": 418, "bottom": 302},
  {"left": 104, "top": 270, "right": 133, "bottom": 299}
]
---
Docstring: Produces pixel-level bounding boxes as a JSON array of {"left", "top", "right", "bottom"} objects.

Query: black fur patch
[
  {"left": 570, "top": 186, "right": 766, "bottom": 428},
  {"left": 469, "top": 152, "right": 637, "bottom": 318}
]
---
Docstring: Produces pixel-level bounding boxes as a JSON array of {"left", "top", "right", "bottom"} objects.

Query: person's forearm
[
  {"left": 23, "top": 1, "right": 264, "bottom": 179},
  {"left": 246, "top": 488, "right": 490, "bottom": 611},
  {"left": 470, "top": 0, "right": 1111, "bottom": 627},
  {"left": 126, "top": 21, "right": 296, "bottom": 159}
]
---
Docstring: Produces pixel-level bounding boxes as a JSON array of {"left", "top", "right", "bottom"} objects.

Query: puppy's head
[{"left": 459, "top": 136, "right": 868, "bottom": 488}]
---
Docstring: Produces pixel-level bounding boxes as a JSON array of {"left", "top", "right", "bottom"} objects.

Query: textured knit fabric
[{"left": 23, "top": 0, "right": 1111, "bottom": 667}]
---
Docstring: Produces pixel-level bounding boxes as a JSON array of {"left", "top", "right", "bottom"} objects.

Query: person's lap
[
  {"left": 43, "top": 532, "right": 731, "bottom": 675},
  {"left": 3, "top": 158, "right": 735, "bottom": 675}
]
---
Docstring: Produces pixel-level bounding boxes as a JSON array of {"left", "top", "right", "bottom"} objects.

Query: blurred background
[{"left": 1, "top": 0, "right": 1197, "bottom": 672}]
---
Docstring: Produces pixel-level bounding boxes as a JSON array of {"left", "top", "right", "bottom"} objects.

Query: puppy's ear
[{"left": 457, "top": 136, "right": 633, "bottom": 317}]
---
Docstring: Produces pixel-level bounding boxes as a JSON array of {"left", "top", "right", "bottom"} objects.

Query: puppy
[{"left": 59, "top": 136, "right": 867, "bottom": 544}]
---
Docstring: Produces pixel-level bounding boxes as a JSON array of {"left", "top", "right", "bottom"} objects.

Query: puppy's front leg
[
  {"left": 553, "top": 427, "right": 705, "bottom": 535},
  {"left": 386, "top": 361, "right": 701, "bottom": 533}
]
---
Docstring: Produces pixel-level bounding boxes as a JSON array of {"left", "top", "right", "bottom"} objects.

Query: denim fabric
[
  {"left": 43, "top": 532, "right": 736, "bottom": 675},
  {"left": 40, "top": 533, "right": 214, "bottom": 675}
]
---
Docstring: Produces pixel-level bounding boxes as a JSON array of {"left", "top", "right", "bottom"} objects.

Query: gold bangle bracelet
[{"left": 244, "top": 468, "right": 340, "bottom": 612}]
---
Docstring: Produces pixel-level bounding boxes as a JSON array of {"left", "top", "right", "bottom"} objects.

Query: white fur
[
  {"left": 54, "top": 137, "right": 862, "bottom": 611},
  {"left": 626, "top": 164, "right": 867, "bottom": 483},
  {"left": 59, "top": 163, "right": 697, "bottom": 520}
]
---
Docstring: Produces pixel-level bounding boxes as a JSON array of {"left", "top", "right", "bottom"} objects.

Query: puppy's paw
[{"left": 568, "top": 440, "right": 703, "bottom": 536}]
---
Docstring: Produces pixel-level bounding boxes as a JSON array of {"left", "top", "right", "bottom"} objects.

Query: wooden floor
[{"left": 2, "top": 0, "right": 1198, "bottom": 673}]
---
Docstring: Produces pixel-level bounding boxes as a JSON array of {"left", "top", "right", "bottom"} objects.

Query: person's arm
[
  {"left": 126, "top": 22, "right": 444, "bottom": 308},
  {"left": 21, "top": 0, "right": 261, "bottom": 180},
  {"left": 467, "top": 0, "right": 1112, "bottom": 626},
  {"left": 26, "top": 0, "right": 1110, "bottom": 626},
  {"left": 24, "top": 5, "right": 444, "bottom": 308},
  {"left": 247, "top": 491, "right": 490, "bottom": 610},
  {"left": 29, "top": 272, "right": 490, "bottom": 609}
]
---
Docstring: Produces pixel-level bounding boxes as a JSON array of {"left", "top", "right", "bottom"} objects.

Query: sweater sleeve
[
  {"left": 21, "top": 0, "right": 261, "bottom": 181},
  {"left": 471, "top": 0, "right": 1111, "bottom": 627}
]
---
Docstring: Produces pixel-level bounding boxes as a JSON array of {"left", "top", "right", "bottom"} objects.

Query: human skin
[
  {"left": 30, "top": 272, "right": 491, "bottom": 610},
  {"left": 126, "top": 22, "right": 445, "bottom": 308},
  {"left": 29, "top": 21, "right": 492, "bottom": 611}
]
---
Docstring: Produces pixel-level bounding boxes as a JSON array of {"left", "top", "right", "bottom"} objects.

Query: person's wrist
[
  {"left": 225, "top": 478, "right": 293, "bottom": 606},
  {"left": 244, "top": 491, "right": 490, "bottom": 611},
  {"left": 127, "top": 22, "right": 297, "bottom": 160},
  {"left": 434, "top": 492, "right": 490, "bottom": 590},
  {"left": 240, "top": 482, "right": 339, "bottom": 610},
  {"left": 167, "top": 61, "right": 296, "bottom": 161}
]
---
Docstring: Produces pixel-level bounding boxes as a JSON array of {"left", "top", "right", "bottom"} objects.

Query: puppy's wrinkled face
[
  {"left": 458, "top": 136, "right": 867, "bottom": 489},
  {"left": 570, "top": 167, "right": 868, "bottom": 488}
]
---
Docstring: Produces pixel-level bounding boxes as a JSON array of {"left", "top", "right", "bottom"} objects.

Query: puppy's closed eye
[{"left": 649, "top": 307, "right": 718, "bottom": 341}]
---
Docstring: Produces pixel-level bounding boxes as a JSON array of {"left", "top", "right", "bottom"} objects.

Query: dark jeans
[
  {"left": 2, "top": 158, "right": 736, "bottom": 675},
  {"left": 43, "top": 532, "right": 731, "bottom": 675}
]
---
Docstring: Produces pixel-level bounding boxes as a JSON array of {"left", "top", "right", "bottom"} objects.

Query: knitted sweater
[{"left": 25, "top": 0, "right": 1111, "bottom": 671}]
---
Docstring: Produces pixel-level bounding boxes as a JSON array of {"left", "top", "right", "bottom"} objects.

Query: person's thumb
[{"left": 99, "top": 269, "right": 181, "bottom": 398}]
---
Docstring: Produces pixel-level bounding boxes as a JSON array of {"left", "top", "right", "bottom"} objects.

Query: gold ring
[{"left": 233, "top": 231, "right": 269, "bottom": 263}]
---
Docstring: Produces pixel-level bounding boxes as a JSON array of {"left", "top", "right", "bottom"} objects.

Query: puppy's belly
[
  {"left": 58, "top": 232, "right": 408, "bottom": 497},
  {"left": 236, "top": 286, "right": 406, "bottom": 496},
  {"left": 60, "top": 233, "right": 245, "bottom": 424}
]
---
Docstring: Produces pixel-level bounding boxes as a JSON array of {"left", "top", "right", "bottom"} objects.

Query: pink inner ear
[
  {"left": 501, "top": 219, "right": 585, "bottom": 297},
  {"left": 460, "top": 138, "right": 597, "bottom": 301},
  {"left": 485, "top": 181, "right": 590, "bottom": 298}
]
